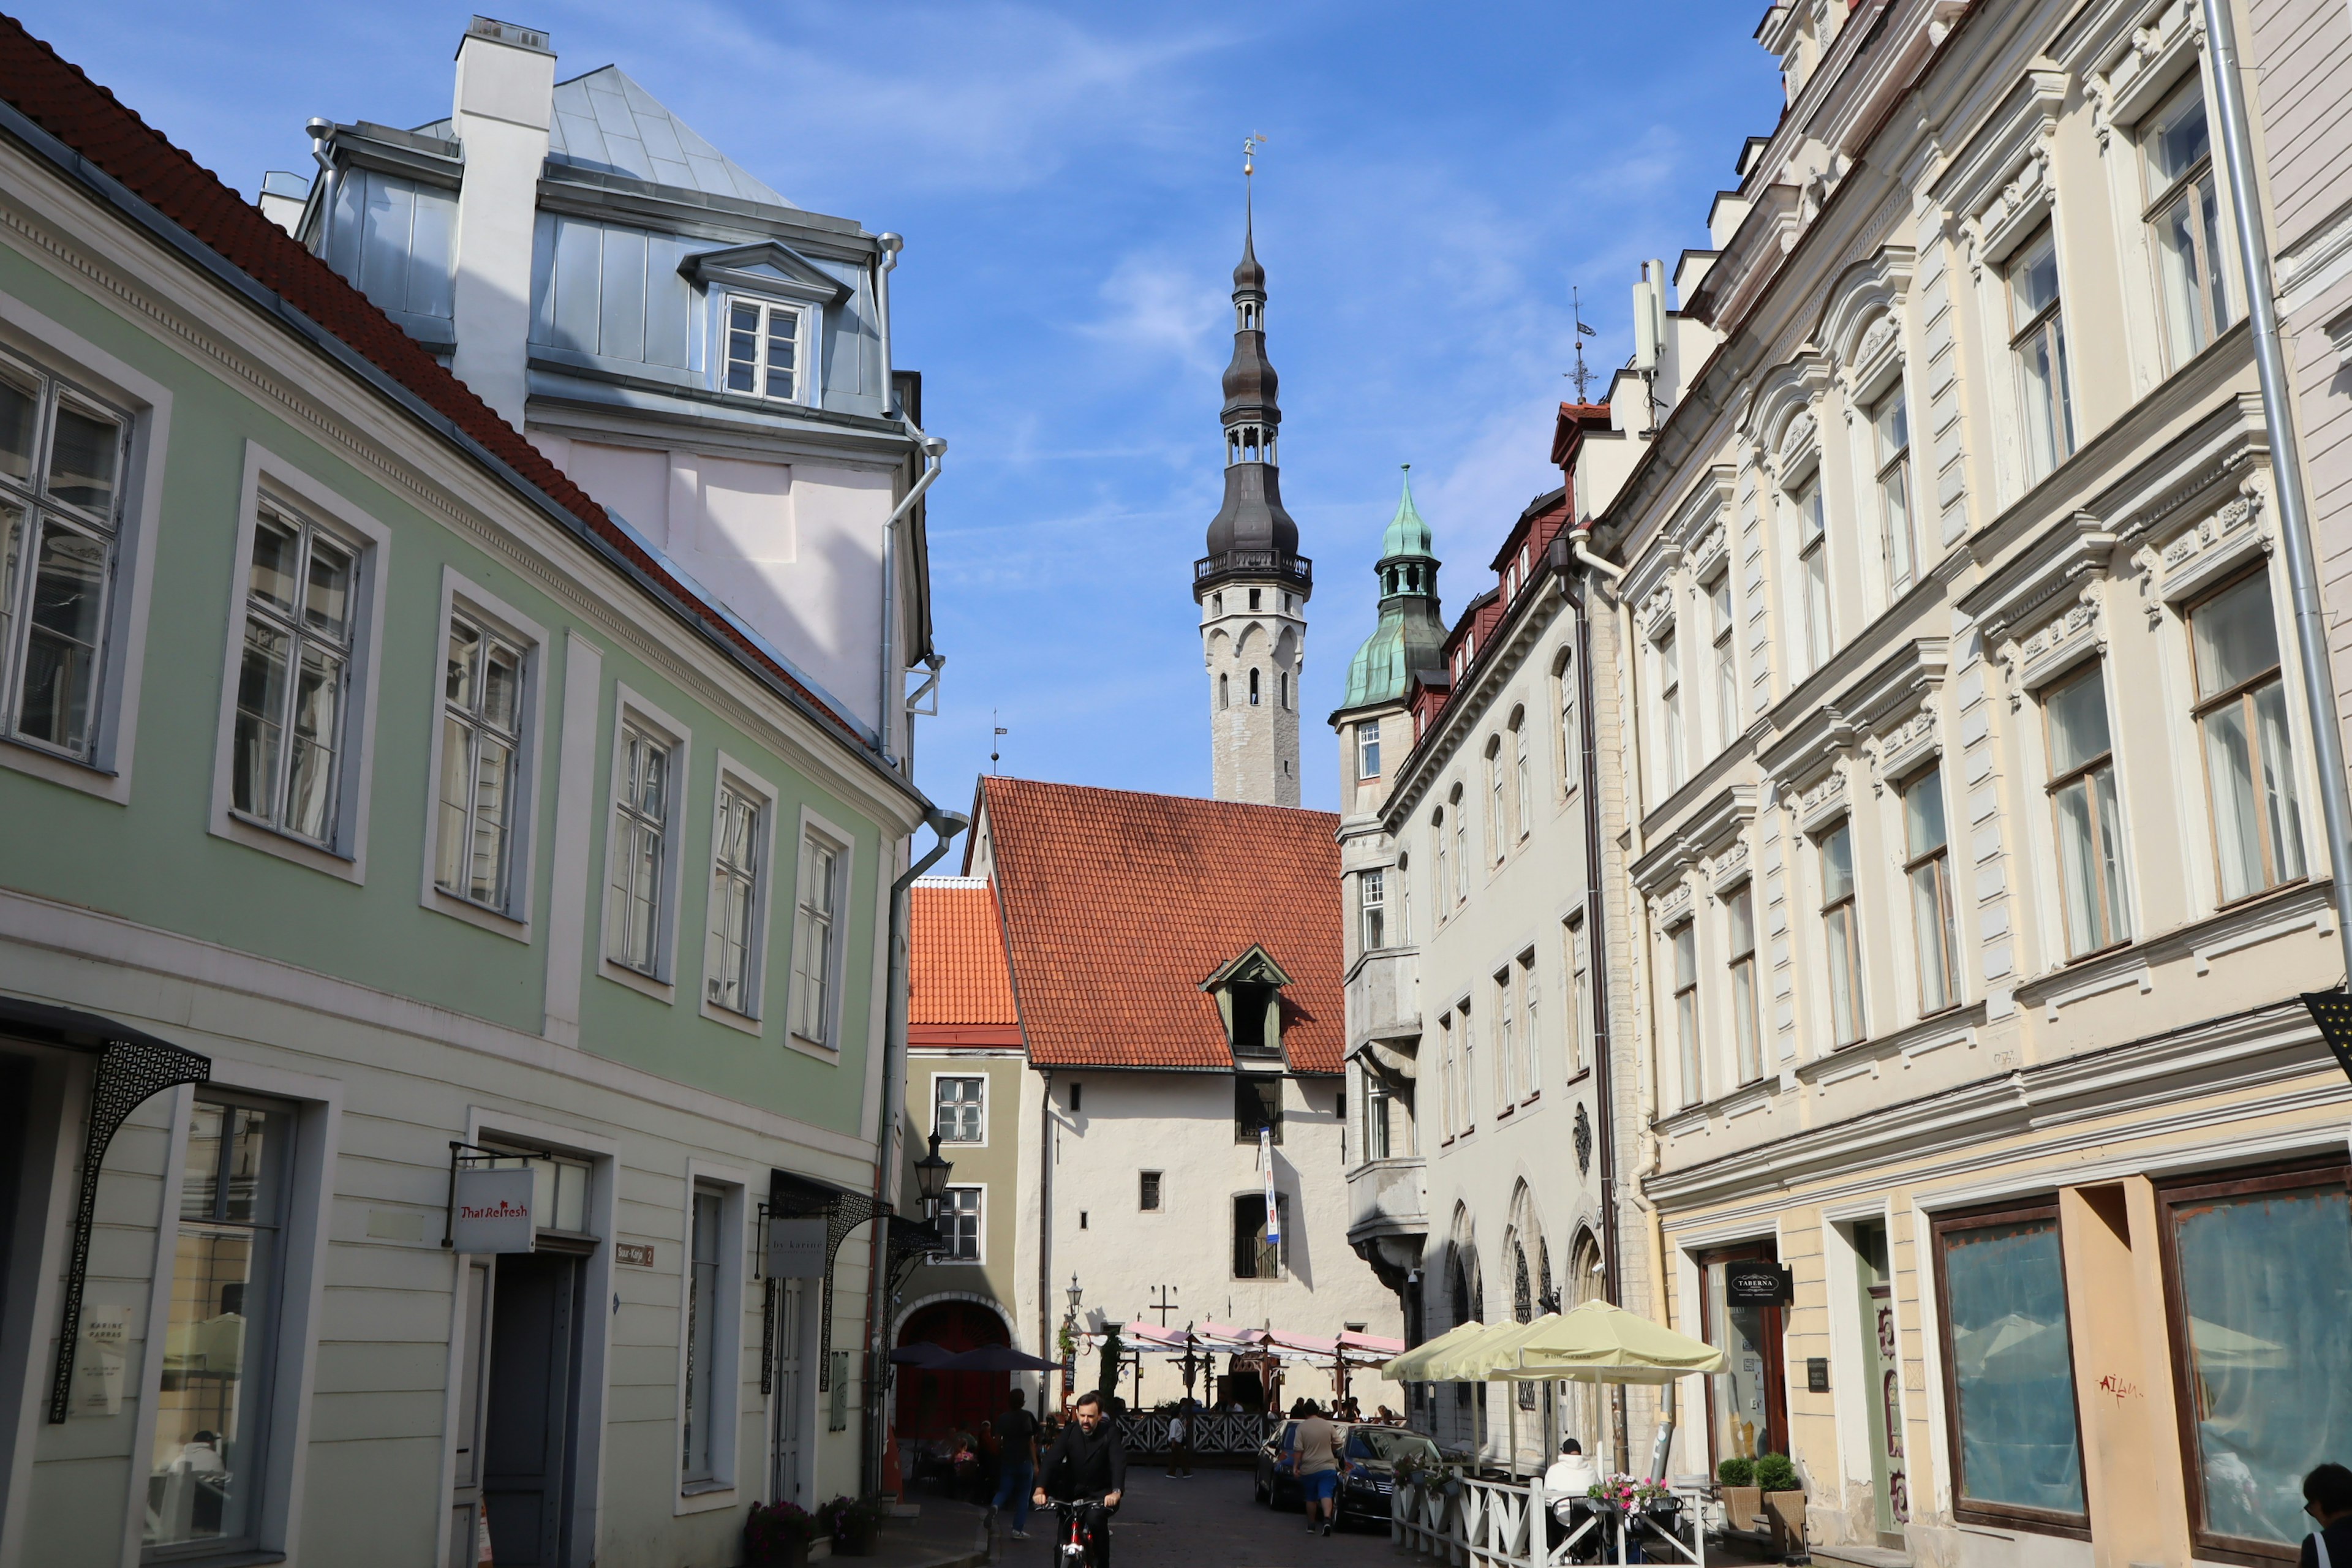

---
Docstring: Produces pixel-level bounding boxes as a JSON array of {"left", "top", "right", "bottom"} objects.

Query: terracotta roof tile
[
  {"left": 0, "top": 15, "right": 867, "bottom": 750},
  {"left": 973, "top": 777, "right": 1343, "bottom": 1074},
  {"left": 910, "top": 877, "right": 1018, "bottom": 1029}
]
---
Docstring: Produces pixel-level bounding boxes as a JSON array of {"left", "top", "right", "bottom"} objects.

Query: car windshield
[{"left": 1345, "top": 1428, "right": 1439, "bottom": 1463}]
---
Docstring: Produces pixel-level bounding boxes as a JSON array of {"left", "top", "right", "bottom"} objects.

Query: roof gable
[{"left": 681, "top": 241, "right": 852, "bottom": 306}]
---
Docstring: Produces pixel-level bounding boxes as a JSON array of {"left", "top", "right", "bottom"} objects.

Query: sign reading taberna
[
  {"left": 451, "top": 1167, "right": 535, "bottom": 1253},
  {"left": 1723, "top": 1262, "right": 1795, "bottom": 1306}
]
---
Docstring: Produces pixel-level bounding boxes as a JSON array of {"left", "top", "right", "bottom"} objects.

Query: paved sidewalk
[{"left": 850, "top": 1496, "right": 990, "bottom": 1568}]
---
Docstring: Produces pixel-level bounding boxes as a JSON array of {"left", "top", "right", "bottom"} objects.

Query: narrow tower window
[
  {"left": 1249, "top": 589, "right": 1262, "bottom": 611},
  {"left": 1250, "top": 668, "right": 1261, "bottom": 705},
  {"left": 1280, "top": 671, "right": 1290, "bottom": 708},
  {"left": 1219, "top": 673, "right": 1229, "bottom": 710}
]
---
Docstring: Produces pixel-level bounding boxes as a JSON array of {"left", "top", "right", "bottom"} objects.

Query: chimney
[{"left": 448, "top": 16, "right": 555, "bottom": 428}]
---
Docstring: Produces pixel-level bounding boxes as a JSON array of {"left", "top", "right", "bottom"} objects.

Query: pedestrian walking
[
  {"left": 990, "top": 1390, "right": 1041, "bottom": 1540},
  {"left": 2304, "top": 1463, "right": 2352, "bottom": 1568},
  {"left": 1165, "top": 1400, "right": 1194, "bottom": 1477},
  {"left": 1293, "top": 1401, "right": 1341, "bottom": 1537}
]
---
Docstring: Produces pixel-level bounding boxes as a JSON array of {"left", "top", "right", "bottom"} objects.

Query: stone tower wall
[{"left": 1200, "top": 581, "right": 1305, "bottom": 805}]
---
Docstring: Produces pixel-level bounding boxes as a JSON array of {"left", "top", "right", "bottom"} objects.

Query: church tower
[{"left": 1196, "top": 214, "right": 1310, "bottom": 805}]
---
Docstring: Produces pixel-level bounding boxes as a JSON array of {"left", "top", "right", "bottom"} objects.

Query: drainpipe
[
  {"left": 873, "top": 235, "right": 946, "bottom": 769},
  {"left": 1038, "top": 1068, "right": 1055, "bottom": 1414},
  {"left": 861, "top": 807, "right": 970, "bottom": 1498},
  {"left": 304, "top": 118, "right": 337, "bottom": 248},
  {"left": 2199, "top": 0, "right": 2352, "bottom": 992}
]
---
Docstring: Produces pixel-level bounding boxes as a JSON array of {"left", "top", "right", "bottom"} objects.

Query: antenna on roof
[
  {"left": 991, "top": 710, "right": 1008, "bottom": 774},
  {"left": 1565, "top": 286, "right": 1598, "bottom": 402}
]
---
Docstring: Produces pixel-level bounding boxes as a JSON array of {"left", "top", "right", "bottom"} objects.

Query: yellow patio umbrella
[
  {"left": 1378, "top": 1319, "right": 1488, "bottom": 1383},
  {"left": 1507, "top": 1300, "right": 1727, "bottom": 1384},
  {"left": 1423, "top": 1313, "right": 1564, "bottom": 1382}
]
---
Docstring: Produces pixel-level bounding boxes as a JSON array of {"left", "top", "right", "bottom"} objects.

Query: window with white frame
[
  {"left": 1795, "top": 482, "right": 1833, "bottom": 671},
  {"left": 1710, "top": 575, "right": 1738, "bottom": 752},
  {"left": 2142, "top": 81, "right": 2233, "bottom": 369},
  {"left": 1438, "top": 1009, "right": 1458, "bottom": 1136},
  {"left": 1875, "top": 386, "right": 1916, "bottom": 597},
  {"left": 1671, "top": 920, "right": 1700, "bottom": 1106},
  {"left": 1657, "top": 628, "right": 1685, "bottom": 793},
  {"left": 1727, "top": 883, "right": 1762, "bottom": 1083},
  {"left": 1820, "top": 820, "right": 1866, "bottom": 1046},
  {"left": 935, "top": 1075, "right": 985, "bottom": 1144},
  {"left": 2008, "top": 228, "right": 2075, "bottom": 481},
  {"left": 1513, "top": 718, "right": 1532, "bottom": 838},
  {"left": 230, "top": 502, "right": 358, "bottom": 846},
  {"left": 1565, "top": 916, "right": 1589, "bottom": 1077},
  {"left": 1434, "top": 809, "right": 1450, "bottom": 922},
  {"left": 1360, "top": 868, "right": 1387, "bottom": 952},
  {"left": 1360, "top": 720, "right": 1382, "bottom": 780},
  {"left": 1487, "top": 740, "right": 1507, "bottom": 862},
  {"left": 2190, "top": 571, "right": 2306, "bottom": 903},
  {"left": 0, "top": 350, "right": 129, "bottom": 762},
  {"left": 2045, "top": 667, "right": 2130, "bottom": 955},
  {"left": 435, "top": 614, "right": 527, "bottom": 911},
  {"left": 707, "top": 780, "right": 765, "bottom": 1014},
  {"left": 725, "top": 299, "right": 804, "bottom": 402},
  {"left": 1556, "top": 647, "right": 1581, "bottom": 796},
  {"left": 1453, "top": 805, "right": 1469, "bottom": 904},
  {"left": 1517, "top": 951, "right": 1539, "bottom": 1098},
  {"left": 1904, "top": 766, "right": 1960, "bottom": 1014},
  {"left": 606, "top": 721, "right": 674, "bottom": 976},
  {"left": 1496, "top": 969, "right": 1517, "bottom": 1105},
  {"left": 790, "top": 828, "right": 845, "bottom": 1046},
  {"left": 147, "top": 1095, "right": 293, "bottom": 1556},
  {"left": 939, "top": 1186, "right": 982, "bottom": 1262},
  {"left": 682, "top": 1185, "right": 723, "bottom": 1485}
]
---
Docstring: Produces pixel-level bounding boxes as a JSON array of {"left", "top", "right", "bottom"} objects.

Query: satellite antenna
[
  {"left": 990, "top": 710, "right": 1008, "bottom": 774},
  {"left": 1566, "top": 285, "right": 1599, "bottom": 402}
]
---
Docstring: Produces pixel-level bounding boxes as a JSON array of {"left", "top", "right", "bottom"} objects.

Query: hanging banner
[
  {"left": 766, "top": 1218, "right": 827, "bottom": 1280},
  {"left": 451, "top": 1167, "right": 535, "bottom": 1253},
  {"left": 1260, "top": 1129, "right": 1280, "bottom": 1272}
]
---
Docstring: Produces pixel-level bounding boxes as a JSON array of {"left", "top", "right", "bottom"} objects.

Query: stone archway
[{"left": 894, "top": 1298, "right": 1012, "bottom": 1442}]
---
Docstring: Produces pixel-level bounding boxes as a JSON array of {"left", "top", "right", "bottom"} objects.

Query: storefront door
[
  {"left": 483, "top": 1250, "right": 581, "bottom": 1566},
  {"left": 1700, "top": 1243, "right": 1788, "bottom": 1467},
  {"left": 1851, "top": 1220, "right": 1907, "bottom": 1542}
]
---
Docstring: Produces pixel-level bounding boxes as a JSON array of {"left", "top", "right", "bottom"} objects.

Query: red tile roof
[
  {"left": 0, "top": 15, "right": 870, "bottom": 753},
  {"left": 971, "top": 777, "right": 1343, "bottom": 1073},
  {"left": 909, "top": 877, "right": 1022, "bottom": 1047}
]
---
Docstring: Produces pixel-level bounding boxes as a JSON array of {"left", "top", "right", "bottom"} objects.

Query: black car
[{"left": 1253, "top": 1421, "right": 1441, "bottom": 1528}]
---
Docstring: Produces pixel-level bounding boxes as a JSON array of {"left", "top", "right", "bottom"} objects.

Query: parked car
[{"left": 1253, "top": 1420, "right": 1441, "bottom": 1528}]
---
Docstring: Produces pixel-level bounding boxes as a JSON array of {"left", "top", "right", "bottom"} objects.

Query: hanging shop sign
[
  {"left": 1723, "top": 1262, "right": 1795, "bottom": 1306},
  {"left": 450, "top": 1167, "right": 535, "bottom": 1253},
  {"left": 766, "top": 1217, "right": 828, "bottom": 1279}
]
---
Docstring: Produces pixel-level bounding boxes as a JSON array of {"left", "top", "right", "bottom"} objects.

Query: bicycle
[{"left": 1037, "top": 1497, "right": 1112, "bottom": 1567}]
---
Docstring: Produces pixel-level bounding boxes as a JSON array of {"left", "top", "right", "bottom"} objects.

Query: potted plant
[
  {"left": 744, "top": 1500, "right": 818, "bottom": 1568},
  {"left": 1753, "top": 1453, "right": 1804, "bottom": 1551},
  {"left": 816, "top": 1494, "right": 886, "bottom": 1558},
  {"left": 1716, "top": 1455, "right": 1762, "bottom": 1537}
]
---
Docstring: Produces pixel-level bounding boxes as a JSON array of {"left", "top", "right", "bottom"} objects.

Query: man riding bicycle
[{"left": 1033, "top": 1390, "right": 1126, "bottom": 1566}]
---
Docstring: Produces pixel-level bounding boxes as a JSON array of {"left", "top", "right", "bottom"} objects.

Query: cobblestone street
[{"left": 997, "top": 1470, "right": 1396, "bottom": 1568}]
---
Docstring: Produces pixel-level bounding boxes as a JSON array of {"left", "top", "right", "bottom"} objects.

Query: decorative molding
[
  {"left": 1931, "top": 70, "right": 2069, "bottom": 280},
  {"left": 2155, "top": 477, "right": 2271, "bottom": 607},
  {"left": 1793, "top": 766, "right": 1852, "bottom": 835}
]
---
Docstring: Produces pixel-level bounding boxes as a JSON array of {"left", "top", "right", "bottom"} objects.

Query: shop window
[
  {"left": 1931, "top": 1201, "right": 2087, "bottom": 1531},
  {"left": 2160, "top": 1161, "right": 2352, "bottom": 1555},
  {"left": 1700, "top": 1244, "right": 1787, "bottom": 1468}
]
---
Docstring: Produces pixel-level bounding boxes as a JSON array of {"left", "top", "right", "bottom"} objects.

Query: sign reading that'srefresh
[{"left": 451, "top": 1166, "right": 536, "bottom": 1253}]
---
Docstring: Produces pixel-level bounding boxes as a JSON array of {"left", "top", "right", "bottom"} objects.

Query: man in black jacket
[{"left": 1033, "top": 1391, "right": 1126, "bottom": 1566}]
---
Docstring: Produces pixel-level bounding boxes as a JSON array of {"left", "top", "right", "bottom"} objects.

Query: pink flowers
[{"left": 1581, "top": 1474, "right": 1670, "bottom": 1516}]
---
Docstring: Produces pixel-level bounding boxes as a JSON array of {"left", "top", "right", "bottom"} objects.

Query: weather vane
[
  {"left": 1566, "top": 285, "right": 1599, "bottom": 402},
  {"left": 1243, "top": 134, "right": 1267, "bottom": 178},
  {"left": 991, "top": 710, "right": 1008, "bottom": 774}
]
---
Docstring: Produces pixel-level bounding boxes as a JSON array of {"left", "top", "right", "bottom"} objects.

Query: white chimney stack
[{"left": 448, "top": 16, "right": 555, "bottom": 428}]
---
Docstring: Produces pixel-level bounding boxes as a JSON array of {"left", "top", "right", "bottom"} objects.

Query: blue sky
[{"left": 24, "top": 0, "right": 1782, "bottom": 814}]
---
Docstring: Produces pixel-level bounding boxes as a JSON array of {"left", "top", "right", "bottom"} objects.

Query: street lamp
[
  {"left": 1066, "top": 1273, "right": 1084, "bottom": 1316},
  {"left": 913, "top": 1131, "right": 953, "bottom": 1218}
]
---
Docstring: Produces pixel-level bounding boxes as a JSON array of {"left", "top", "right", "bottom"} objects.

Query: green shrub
[
  {"left": 1754, "top": 1452, "right": 1800, "bottom": 1493},
  {"left": 1716, "top": 1455, "right": 1755, "bottom": 1487}
]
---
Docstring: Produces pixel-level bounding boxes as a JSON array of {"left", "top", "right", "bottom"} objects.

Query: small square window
[{"left": 1139, "top": 1171, "right": 1162, "bottom": 1211}]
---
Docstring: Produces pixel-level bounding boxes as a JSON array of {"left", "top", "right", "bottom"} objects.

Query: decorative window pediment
[
  {"left": 1747, "top": 354, "right": 1833, "bottom": 483},
  {"left": 1933, "top": 70, "right": 2069, "bottom": 277},
  {"left": 680, "top": 241, "right": 853, "bottom": 306},
  {"left": 2075, "top": 0, "right": 2205, "bottom": 146}
]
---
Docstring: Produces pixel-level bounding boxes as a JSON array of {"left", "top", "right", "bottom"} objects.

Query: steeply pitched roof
[
  {"left": 546, "top": 67, "right": 796, "bottom": 209},
  {"left": 0, "top": 15, "right": 879, "bottom": 765},
  {"left": 973, "top": 777, "right": 1343, "bottom": 1073},
  {"left": 909, "top": 877, "right": 1022, "bottom": 1047}
]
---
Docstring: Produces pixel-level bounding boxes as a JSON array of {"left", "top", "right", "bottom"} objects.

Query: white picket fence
[{"left": 1391, "top": 1473, "right": 1709, "bottom": 1568}]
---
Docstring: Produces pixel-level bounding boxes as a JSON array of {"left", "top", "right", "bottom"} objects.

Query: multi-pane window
[
  {"left": 2045, "top": 668, "right": 2130, "bottom": 956},
  {"left": 790, "top": 833, "right": 842, "bottom": 1044},
  {"left": 1566, "top": 919, "right": 1589, "bottom": 1077},
  {"left": 1518, "top": 954, "right": 1539, "bottom": 1096},
  {"left": 149, "top": 1098, "right": 291, "bottom": 1554},
  {"left": 1558, "top": 650, "right": 1581, "bottom": 796},
  {"left": 1932, "top": 1203, "right": 2087, "bottom": 1528},
  {"left": 1514, "top": 725, "right": 1532, "bottom": 837},
  {"left": 935, "top": 1076, "right": 984, "bottom": 1144},
  {"left": 606, "top": 723, "right": 672, "bottom": 976},
  {"left": 1820, "top": 820, "right": 1865, "bottom": 1046},
  {"left": 1139, "top": 1170, "right": 1163, "bottom": 1211},
  {"left": 0, "top": 353, "right": 127, "bottom": 761},
  {"left": 1434, "top": 812, "right": 1451, "bottom": 921},
  {"left": 1904, "top": 767, "right": 1959, "bottom": 1014},
  {"left": 1672, "top": 921, "right": 1700, "bottom": 1107},
  {"left": 939, "top": 1187, "right": 982, "bottom": 1262},
  {"left": 1710, "top": 576, "right": 1738, "bottom": 750},
  {"left": 435, "top": 616, "right": 524, "bottom": 910},
  {"left": 1360, "top": 869, "right": 1386, "bottom": 952},
  {"left": 682, "top": 1188, "right": 722, "bottom": 1483},
  {"left": 231, "top": 506, "right": 355, "bottom": 845},
  {"left": 1728, "top": 884, "right": 1762, "bottom": 1084},
  {"left": 1365, "top": 1088, "right": 1393, "bottom": 1159},
  {"left": 1488, "top": 746, "right": 1507, "bottom": 862},
  {"left": 2143, "top": 84, "right": 2233, "bottom": 369},
  {"left": 1453, "top": 812, "right": 1469, "bottom": 904},
  {"left": 1656, "top": 630, "right": 1685, "bottom": 793},
  {"left": 1496, "top": 970, "right": 1517, "bottom": 1105},
  {"left": 725, "top": 299, "right": 802, "bottom": 402},
  {"left": 1438, "top": 1011, "right": 1458, "bottom": 1136},
  {"left": 1875, "top": 388, "right": 1915, "bottom": 597},
  {"left": 1231, "top": 1193, "right": 1289, "bottom": 1280},
  {"left": 2008, "top": 228, "right": 2075, "bottom": 481},
  {"left": 1360, "top": 720, "right": 1381, "bottom": 780},
  {"left": 2191, "top": 572, "right": 2306, "bottom": 903},
  {"left": 1796, "top": 483, "right": 1832, "bottom": 671},
  {"left": 707, "top": 783, "right": 763, "bottom": 1013}
]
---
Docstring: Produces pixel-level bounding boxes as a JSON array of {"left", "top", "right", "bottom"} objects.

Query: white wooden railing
[
  {"left": 1391, "top": 1474, "right": 1709, "bottom": 1568},
  {"left": 1115, "top": 1411, "right": 1277, "bottom": 1458}
]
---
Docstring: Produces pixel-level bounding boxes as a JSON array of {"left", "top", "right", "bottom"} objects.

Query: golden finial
[{"left": 1243, "top": 134, "right": 1267, "bottom": 178}]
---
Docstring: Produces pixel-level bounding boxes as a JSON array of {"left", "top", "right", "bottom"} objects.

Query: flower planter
[{"left": 834, "top": 1519, "right": 882, "bottom": 1558}]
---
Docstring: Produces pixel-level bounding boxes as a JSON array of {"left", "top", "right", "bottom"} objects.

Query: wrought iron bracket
[{"left": 769, "top": 1172, "right": 883, "bottom": 1392}]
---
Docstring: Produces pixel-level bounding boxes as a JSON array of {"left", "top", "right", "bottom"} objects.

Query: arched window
[
  {"left": 1248, "top": 668, "right": 1261, "bottom": 705},
  {"left": 1513, "top": 713, "right": 1532, "bottom": 837},
  {"left": 1513, "top": 1243, "right": 1532, "bottom": 1324},
  {"left": 1556, "top": 647, "right": 1580, "bottom": 797},
  {"left": 1219, "top": 673, "right": 1229, "bottom": 710}
]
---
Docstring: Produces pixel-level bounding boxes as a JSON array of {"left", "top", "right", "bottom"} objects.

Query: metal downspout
[
  {"left": 2200, "top": 0, "right": 2352, "bottom": 991},
  {"left": 872, "top": 235, "right": 945, "bottom": 771},
  {"left": 861, "top": 808, "right": 970, "bottom": 1497}
]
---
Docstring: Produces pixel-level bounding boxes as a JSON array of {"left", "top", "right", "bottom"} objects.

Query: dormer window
[
  {"left": 726, "top": 300, "right": 802, "bottom": 402},
  {"left": 1206, "top": 946, "right": 1293, "bottom": 1066}
]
